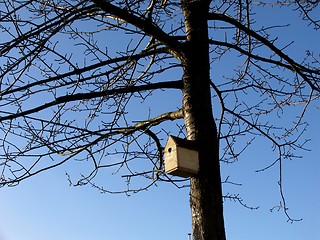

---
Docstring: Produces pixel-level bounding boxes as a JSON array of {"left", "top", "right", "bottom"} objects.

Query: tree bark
[{"left": 181, "top": 0, "right": 226, "bottom": 239}]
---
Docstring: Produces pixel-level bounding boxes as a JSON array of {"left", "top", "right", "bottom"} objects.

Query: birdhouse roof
[{"left": 167, "top": 135, "right": 198, "bottom": 150}]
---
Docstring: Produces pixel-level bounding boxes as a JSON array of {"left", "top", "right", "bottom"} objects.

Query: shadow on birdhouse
[{"left": 164, "top": 135, "right": 199, "bottom": 178}]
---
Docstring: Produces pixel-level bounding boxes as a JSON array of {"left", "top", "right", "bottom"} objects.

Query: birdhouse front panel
[{"left": 164, "top": 135, "right": 199, "bottom": 178}]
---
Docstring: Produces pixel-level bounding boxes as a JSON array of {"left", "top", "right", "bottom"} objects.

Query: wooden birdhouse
[{"left": 164, "top": 135, "right": 199, "bottom": 178}]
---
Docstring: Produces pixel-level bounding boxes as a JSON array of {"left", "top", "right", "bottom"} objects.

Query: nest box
[{"left": 164, "top": 135, "right": 199, "bottom": 178}]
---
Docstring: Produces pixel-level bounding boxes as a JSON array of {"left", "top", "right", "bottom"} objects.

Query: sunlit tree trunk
[{"left": 181, "top": 0, "right": 226, "bottom": 239}]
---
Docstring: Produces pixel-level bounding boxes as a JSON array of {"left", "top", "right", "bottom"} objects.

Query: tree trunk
[{"left": 181, "top": 0, "right": 226, "bottom": 239}]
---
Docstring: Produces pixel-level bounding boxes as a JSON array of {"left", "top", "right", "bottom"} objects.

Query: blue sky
[
  {"left": 0, "top": 88, "right": 319, "bottom": 240},
  {"left": 0, "top": 1, "right": 320, "bottom": 240},
  {"left": 0, "top": 122, "right": 319, "bottom": 240}
]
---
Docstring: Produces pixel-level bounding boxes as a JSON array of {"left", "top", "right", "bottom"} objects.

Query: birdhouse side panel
[{"left": 176, "top": 147, "right": 199, "bottom": 173}]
